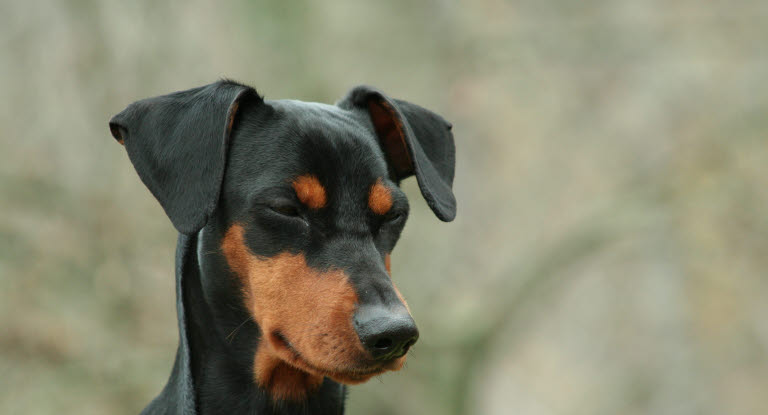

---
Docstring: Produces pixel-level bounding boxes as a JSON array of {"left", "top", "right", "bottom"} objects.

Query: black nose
[{"left": 354, "top": 306, "right": 419, "bottom": 360}]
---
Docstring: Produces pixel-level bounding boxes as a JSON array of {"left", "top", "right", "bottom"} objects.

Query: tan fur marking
[
  {"left": 392, "top": 282, "right": 410, "bottom": 313},
  {"left": 368, "top": 178, "right": 393, "bottom": 215},
  {"left": 384, "top": 254, "right": 410, "bottom": 313},
  {"left": 221, "top": 224, "right": 404, "bottom": 400},
  {"left": 253, "top": 343, "right": 323, "bottom": 401},
  {"left": 292, "top": 175, "right": 327, "bottom": 209}
]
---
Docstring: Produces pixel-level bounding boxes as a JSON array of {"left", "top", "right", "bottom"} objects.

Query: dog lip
[
  {"left": 271, "top": 330, "right": 390, "bottom": 380},
  {"left": 323, "top": 364, "right": 391, "bottom": 384},
  {"left": 293, "top": 347, "right": 388, "bottom": 378},
  {"left": 296, "top": 352, "right": 389, "bottom": 383},
  {"left": 273, "top": 330, "right": 302, "bottom": 360}
]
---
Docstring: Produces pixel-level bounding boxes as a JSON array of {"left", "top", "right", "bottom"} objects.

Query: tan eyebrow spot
[
  {"left": 368, "top": 178, "right": 393, "bottom": 215},
  {"left": 292, "top": 175, "right": 327, "bottom": 209}
]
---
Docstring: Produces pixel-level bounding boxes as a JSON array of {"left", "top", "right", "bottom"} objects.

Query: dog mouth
[{"left": 271, "top": 331, "right": 403, "bottom": 384}]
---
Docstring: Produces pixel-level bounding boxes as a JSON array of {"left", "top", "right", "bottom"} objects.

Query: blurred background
[{"left": 2, "top": 1, "right": 767, "bottom": 414}]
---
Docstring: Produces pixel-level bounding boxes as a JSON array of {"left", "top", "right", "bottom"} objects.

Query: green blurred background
[{"left": 2, "top": 1, "right": 768, "bottom": 414}]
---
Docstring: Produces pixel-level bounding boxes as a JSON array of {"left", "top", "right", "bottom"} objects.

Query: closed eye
[
  {"left": 385, "top": 211, "right": 405, "bottom": 223},
  {"left": 380, "top": 209, "right": 407, "bottom": 227},
  {"left": 270, "top": 204, "right": 300, "bottom": 218}
]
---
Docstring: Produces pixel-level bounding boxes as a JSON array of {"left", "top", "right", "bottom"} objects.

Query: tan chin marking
[
  {"left": 253, "top": 341, "right": 323, "bottom": 401},
  {"left": 222, "top": 223, "right": 374, "bottom": 400}
]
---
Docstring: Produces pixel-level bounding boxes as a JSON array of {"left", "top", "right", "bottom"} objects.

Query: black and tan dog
[{"left": 108, "top": 80, "right": 456, "bottom": 414}]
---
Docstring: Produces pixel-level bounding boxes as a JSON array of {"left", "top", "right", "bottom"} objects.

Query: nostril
[
  {"left": 393, "top": 336, "right": 417, "bottom": 357},
  {"left": 365, "top": 332, "right": 418, "bottom": 360},
  {"left": 403, "top": 337, "right": 417, "bottom": 350},
  {"left": 373, "top": 337, "right": 393, "bottom": 350}
]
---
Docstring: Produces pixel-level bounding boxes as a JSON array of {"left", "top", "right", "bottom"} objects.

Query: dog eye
[
  {"left": 384, "top": 211, "right": 405, "bottom": 223},
  {"left": 270, "top": 204, "right": 300, "bottom": 217}
]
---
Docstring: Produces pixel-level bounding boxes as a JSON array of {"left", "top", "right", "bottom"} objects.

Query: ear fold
[
  {"left": 109, "top": 80, "right": 258, "bottom": 234},
  {"left": 338, "top": 86, "right": 457, "bottom": 222}
]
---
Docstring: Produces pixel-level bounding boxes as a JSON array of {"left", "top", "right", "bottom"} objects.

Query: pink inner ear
[
  {"left": 367, "top": 99, "right": 414, "bottom": 177},
  {"left": 227, "top": 101, "right": 240, "bottom": 134},
  {"left": 109, "top": 124, "right": 126, "bottom": 145}
]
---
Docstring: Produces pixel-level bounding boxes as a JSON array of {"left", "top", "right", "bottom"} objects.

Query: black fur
[
  {"left": 108, "top": 80, "right": 456, "bottom": 414},
  {"left": 109, "top": 81, "right": 259, "bottom": 234}
]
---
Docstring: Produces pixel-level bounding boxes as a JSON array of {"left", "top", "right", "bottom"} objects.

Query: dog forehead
[
  {"left": 226, "top": 98, "right": 389, "bottom": 197},
  {"left": 269, "top": 99, "right": 364, "bottom": 131}
]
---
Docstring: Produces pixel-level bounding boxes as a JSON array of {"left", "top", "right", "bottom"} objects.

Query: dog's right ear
[
  {"left": 109, "top": 80, "right": 259, "bottom": 234},
  {"left": 338, "top": 86, "right": 456, "bottom": 222}
]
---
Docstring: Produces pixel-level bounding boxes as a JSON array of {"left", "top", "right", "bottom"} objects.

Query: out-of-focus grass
[{"left": 2, "top": 1, "right": 768, "bottom": 414}]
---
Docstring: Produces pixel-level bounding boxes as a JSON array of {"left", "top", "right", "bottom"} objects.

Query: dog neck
[{"left": 141, "top": 233, "right": 346, "bottom": 415}]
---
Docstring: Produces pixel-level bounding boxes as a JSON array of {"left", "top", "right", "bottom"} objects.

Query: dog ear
[
  {"left": 338, "top": 86, "right": 456, "bottom": 222},
  {"left": 109, "top": 80, "right": 258, "bottom": 234}
]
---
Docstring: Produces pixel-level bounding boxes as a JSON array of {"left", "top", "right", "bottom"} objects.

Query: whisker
[{"left": 225, "top": 317, "right": 252, "bottom": 344}]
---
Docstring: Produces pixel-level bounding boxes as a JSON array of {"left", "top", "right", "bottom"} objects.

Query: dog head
[{"left": 109, "top": 80, "right": 456, "bottom": 401}]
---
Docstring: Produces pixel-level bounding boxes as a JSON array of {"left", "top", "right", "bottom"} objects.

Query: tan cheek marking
[
  {"left": 368, "top": 178, "right": 393, "bottom": 215},
  {"left": 384, "top": 254, "right": 410, "bottom": 313},
  {"left": 393, "top": 282, "right": 410, "bottom": 313},
  {"left": 383, "top": 254, "right": 410, "bottom": 371},
  {"left": 292, "top": 175, "right": 327, "bottom": 209},
  {"left": 221, "top": 224, "right": 366, "bottom": 400}
]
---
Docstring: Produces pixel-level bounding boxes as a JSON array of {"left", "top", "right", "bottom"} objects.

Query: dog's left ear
[
  {"left": 338, "top": 86, "right": 456, "bottom": 222},
  {"left": 109, "top": 80, "right": 258, "bottom": 234}
]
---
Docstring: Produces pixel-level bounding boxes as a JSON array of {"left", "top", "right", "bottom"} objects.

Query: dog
[{"left": 108, "top": 80, "right": 456, "bottom": 414}]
